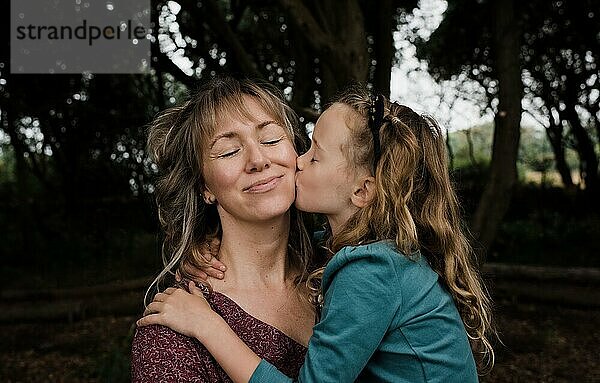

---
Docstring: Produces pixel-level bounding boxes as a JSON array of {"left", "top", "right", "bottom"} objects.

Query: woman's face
[
  {"left": 295, "top": 103, "right": 357, "bottom": 217},
  {"left": 202, "top": 96, "right": 298, "bottom": 223}
]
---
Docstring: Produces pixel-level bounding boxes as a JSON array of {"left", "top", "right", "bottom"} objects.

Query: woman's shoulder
[
  {"left": 131, "top": 282, "right": 212, "bottom": 353},
  {"left": 131, "top": 324, "right": 202, "bottom": 362},
  {"left": 131, "top": 324, "right": 234, "bottom": 382},
  {"left": 133, "top": 323, "right": 193, "bottom": 346}
]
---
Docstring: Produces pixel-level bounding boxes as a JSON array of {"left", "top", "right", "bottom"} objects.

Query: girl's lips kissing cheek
[
  {"left": 295, "top": 173, "right": 303, "bottom": 189},
  {"left": 243, "top": 175, "right": 284, "bottom": 193}
]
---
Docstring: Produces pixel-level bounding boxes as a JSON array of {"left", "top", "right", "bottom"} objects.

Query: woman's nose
[{"left": 245, "top": 142, "right": 271, "bottom": 173}]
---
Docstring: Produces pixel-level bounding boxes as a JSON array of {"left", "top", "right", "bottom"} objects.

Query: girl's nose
[{"left": 296, "top": 152, "right": 308, "bottom": 171}]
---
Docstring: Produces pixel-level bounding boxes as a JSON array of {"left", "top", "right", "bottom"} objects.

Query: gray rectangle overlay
[{"left": 11, "top": 0, "right": 151, "bottom": 74}]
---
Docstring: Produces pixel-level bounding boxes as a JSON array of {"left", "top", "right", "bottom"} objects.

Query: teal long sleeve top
[{"left": 249, "top": 240, "right": 478, "bottom": 383}]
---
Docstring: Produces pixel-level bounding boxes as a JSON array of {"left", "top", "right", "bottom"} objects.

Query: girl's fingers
[
  {"left": 203, "top": 261, "right": 224, "bottom": 279},
  {"left": 188, "top": 281, "right": 208, "bottom": 298},
  {"left": 143, "top": 301, "right": 163, "bottom": 316},
  {"left": 151, "top": 289, "right": 177, "bottom": 307},
  {"left": 189, "top": 280, "right": 198, "bottom": 295},
  {"left": 211, "top": 257, "right": 227, "bottom": 273},
  {"left": 137, "top": 313, "right": 162, "bottom": 327},
  {"left": 153, "top": 292, "right": 167, "bottom": 302},
  {"left": 182, "top": 261, "right": 206, "bottom": 280}
]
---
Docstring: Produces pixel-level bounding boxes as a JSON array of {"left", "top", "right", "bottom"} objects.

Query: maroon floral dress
[{"left": 131, "top": 290, "right": 308, "bottom": 382}]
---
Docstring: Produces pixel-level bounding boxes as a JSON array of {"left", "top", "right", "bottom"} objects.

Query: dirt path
[{"left": 0, "top": 301, "right": 598, "bottom": 382}]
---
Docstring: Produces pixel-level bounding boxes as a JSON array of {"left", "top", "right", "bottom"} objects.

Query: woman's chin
[{"left": 249, "top": 197, "right": 294, "bottom": 221}]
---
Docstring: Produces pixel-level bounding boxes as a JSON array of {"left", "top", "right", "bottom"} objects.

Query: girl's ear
[{"left": 350, "top": 175, "right": 376, "bottom": 208}]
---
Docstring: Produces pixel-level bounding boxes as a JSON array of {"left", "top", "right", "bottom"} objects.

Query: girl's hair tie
[{"left": 368, "top": 93, "right": 385, "bottom": 172}]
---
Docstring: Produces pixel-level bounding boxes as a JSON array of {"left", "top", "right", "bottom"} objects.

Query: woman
[{"left": 131, "top": 76, "right": 317, "bottom": 382}]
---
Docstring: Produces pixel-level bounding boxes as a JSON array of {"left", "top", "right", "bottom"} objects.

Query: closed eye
[
  {"left": 262, "top": 138, "right": 284, "bottom": 145},
  {"left": 309, "top": 147, "right": 318, "bottom": 162},
  {"left": 219, "top": 149, "right": 240, "bottom": 158}
]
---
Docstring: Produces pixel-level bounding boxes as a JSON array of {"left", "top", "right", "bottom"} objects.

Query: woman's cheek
[
  {"left": 282, "top": 144, "right": 298, "bottom": 169},
  {"left": 207, "top": 159, "right": 242, "bottom": 191}
]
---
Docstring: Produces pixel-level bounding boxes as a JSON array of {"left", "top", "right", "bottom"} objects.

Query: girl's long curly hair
[
  {"left": 145, "top": 76, "right": 313, "bottom": 304},
  {"left": 308, "top": 83, "right": 495, "bottom": 372}
]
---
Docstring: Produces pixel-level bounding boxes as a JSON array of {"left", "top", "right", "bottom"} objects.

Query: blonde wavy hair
[
  {"left": 308, "top": 84, "right": 495, "bottom": 372},
  {"left": 145, "top": 76, "right": 313, "bottom": 304}
]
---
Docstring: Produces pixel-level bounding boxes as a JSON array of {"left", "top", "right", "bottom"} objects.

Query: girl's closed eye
[{"left": 310, "top": 147, "right": 318, "bottom": 162}]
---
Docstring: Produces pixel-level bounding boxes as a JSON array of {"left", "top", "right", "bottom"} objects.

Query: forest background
[{"left": 1, "top": 0, "right": 598, "bottom": 381}]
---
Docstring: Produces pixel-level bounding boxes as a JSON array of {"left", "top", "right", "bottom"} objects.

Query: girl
[{"left": 138, "top": 84, "right": 494, "bottom": 382}]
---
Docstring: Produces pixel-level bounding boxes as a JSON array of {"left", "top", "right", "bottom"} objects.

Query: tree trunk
[
  {"left": 280, "top": 0, "right": 369, "bottom": 100},
  {"left": 3, "top": 100, "right": 33, "bottom": 259},
  {"left": 565, "top": 103, "right": 599, "bottom": 193},
  {"left": 446, "top": 128, "right": 454, "bottom": 170},
  {"left": 545, "top": 113, "right": 574, "bottom": 189},
  {"left": 471, "top": 0, "right": 522, "bottom": 260},
  {"left": 288, "top": 22, "right": 318, "bottom": 121},
  {"left": 202, "top": 0, "right": 262, "bottom": 78},
  {"left": 373, "top": 0, "right": 394, "bottom": 98},
  {"left": 150, "top": 3, "right": 166, "bottom": 110},
  {"left": 465, "top": 129, "right": 478, "bottom": 166}
]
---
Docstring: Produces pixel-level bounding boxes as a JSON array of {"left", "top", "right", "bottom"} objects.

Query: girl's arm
[
  {"left": 251, "top": 250, "right": 400, "bottom": 382},
  {"left": 137, "top": 281, "right": 261, "bottom": 383}
]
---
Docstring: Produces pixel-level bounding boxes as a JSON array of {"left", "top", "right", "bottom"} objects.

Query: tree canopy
[{"left": 1, "top": 0, "right": 598, "bottom": 261}]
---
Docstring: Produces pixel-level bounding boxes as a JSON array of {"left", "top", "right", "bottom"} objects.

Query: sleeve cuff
[{"left": 249, "top": 359, "right": 293, "bottom": 383}]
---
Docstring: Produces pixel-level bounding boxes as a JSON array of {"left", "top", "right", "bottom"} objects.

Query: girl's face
[
  {"left": 295, "top": 103, "right": 360, "bottom": 226},
  {"left": 202, "top": 96, "right": 298, "bottom": 223}
]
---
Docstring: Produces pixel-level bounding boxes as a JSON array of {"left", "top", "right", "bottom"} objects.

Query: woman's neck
[{"left": 215, "top": 212, "right": 294, "bottom": 291}]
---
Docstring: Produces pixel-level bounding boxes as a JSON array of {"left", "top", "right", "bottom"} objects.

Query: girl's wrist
[{"left": 194, "top": 310, "right": 227, "bottom": 342}]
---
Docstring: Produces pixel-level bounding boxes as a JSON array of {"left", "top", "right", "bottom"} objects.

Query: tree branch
[
  {"left": 200, "top": 0, "right": 263, "bottom": 78},
  {"left": 275, "top": 0, "right": 335, "bottom": 54}
]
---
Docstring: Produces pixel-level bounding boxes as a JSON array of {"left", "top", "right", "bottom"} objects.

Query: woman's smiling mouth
[{"left": 243, "top": 175, "right": 284, "bottom": 193}]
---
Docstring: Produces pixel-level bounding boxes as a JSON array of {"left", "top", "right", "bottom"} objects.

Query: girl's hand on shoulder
[
  {"left": 175, "top": 237, "right": 227, "bottom": 283},
  {"left": 137, "top": 281, "right": 217, "bottom": 340}
]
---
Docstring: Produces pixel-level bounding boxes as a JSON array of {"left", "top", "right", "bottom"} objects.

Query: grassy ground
[
  {"left": 0, "top": 299, "right": 598, "bottom": 382},
  {"left": 481, "top": 299, "right": 600, "bottom": 383},
  {"left": 0, "top": 316, "right": 135, "bottom": 383}
]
